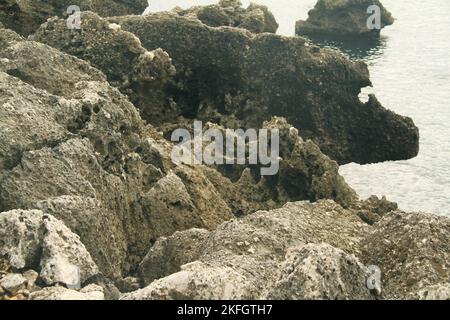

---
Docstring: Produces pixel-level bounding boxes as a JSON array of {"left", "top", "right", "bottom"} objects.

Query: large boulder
[
  {"left": 125, "top": 200, "right": 374, "bottom": 299},
  {"left": 0, "top": 210, "right": 99, "bottom": 287},
  {"left": 127, "top": 201, "right": 450, "bottom": 300},
  {"left": 0, "top": 0, "right": 148, "bottom": 35},
  {"left": 264, "top": 243, "right": 373, "bottom": 300},
  {"left": 296, "top": 0, "right": 395, "bottom": 38},
  {"left": 103, "top": 13, "right": 418, "bottom": 165}
]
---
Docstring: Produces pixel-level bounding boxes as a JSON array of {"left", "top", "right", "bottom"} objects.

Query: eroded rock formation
[
  {"left": 173, "top": 0, "right": 279, "bottom": 34},
  {"left": 296, "top": 0, "right": 395, "bottom": 38},
  {"left": 0, "top": 2, "right": 445, "bottom": 301},
  {"left": 125, "top": 201, "right": 450, "bottom": 300},
  {"left": 0, "top": 0, "right": 148, "bottom": 35}
]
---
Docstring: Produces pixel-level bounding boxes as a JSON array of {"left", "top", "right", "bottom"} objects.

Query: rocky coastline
[{"left": 0, "top": 0, "right": 448, "bottom": 300}]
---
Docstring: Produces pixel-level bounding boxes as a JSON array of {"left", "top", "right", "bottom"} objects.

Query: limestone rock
[
  {"left": 30, "top": 284, "right": 104, "bottom": 300},
  {"left": 108, "top": 13, "right": 419, "bottom": 165},
  {"left": 35, "top": 196, "right": 127, "bottom": 281},
  {"left": 0, "top": 0, "right": 148, "bottom": 35},
  {"left": 0, "top": 209, "right": 99, "bottom": 287},
  {"left": 39, "top": 214, "right": 99, "bottom": 287},
  {"left": 0, "top": 210, "right": 43, "bottom": 269},
  {"left": 122, "top": 261, "right": 252, "bottom": 300},
  {"left": 32, "top": 12, "right": 176, "bottom": 125},
  {"left": 361, "top": 211, "right": 450, "bottom": 299},
  {"left": 115, "top": 277, "right": 140, "bottom": 293},
  {"left": 264, "top": 243, "right": 373, "bottom": 300},
  {"left": 0, "top": 273, "right": 27, "bottom": 295},
  {"left": 138, "top": 229, "right": 211, "bottom": 285},
  {"left": 132, "top": 201, "right": 372, "bottom": 298},
  {"left": 22, "top": 270, "right": 39, "bottom": 289},
  {"left": 296, "top": 0, "right": 395, "bottom": 38},
  {"left": 413, "top": 284, "right": 450, "bottom": 300}
]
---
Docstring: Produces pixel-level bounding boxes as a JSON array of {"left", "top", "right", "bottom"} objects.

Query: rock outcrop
[
  {"left": 125, "top": 201, "right": 450, "bottom": 300},
  {"left": 0, "top": 27, "right": 359, "bottom": 286},
  {"left": 0, "top": 1, "right": 445, "bottom": 301},
  {"left": 173, "top": 0, "right": 279, "bottom": 34},
  {"left": 127, "top": 201, "right": 373, "bottom": 299},
  {"left": 32, "top": 12, "right": 177, "bottom": 125},
  {"left": 104, "top": 13, "right": 416, "bottom": 165},
  {"left": 29, "top": 284, "right": 105, "bottom": 300},
  {"left": 0, "top": 0, "right": 148, "bottom": 35},
  {"left": 296, "top": 0, "right": 395, "bottom": 38}
]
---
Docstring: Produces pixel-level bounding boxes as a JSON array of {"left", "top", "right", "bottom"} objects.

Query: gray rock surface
[
  {"left": 128, "top": 201, "right": 450, "bottom": 300},
  {"left": 0, "top": 210, "right": 99, "bottom": 287},
  {"left": 138, "top": 229, "right": 211, "bottom": 285},
  {"left": 265, "top": 243, "right": 373, "bottom": 300},
  {"left": 361, "top": 211, "right": 450, "bottom": 299},
  {"left": 39, "top": 214, "right": 99, "bottom": 286},
  {"left": 128, "top": 201, "right": 373, "bottom": 299},
  {"left": 32, "top": 12, "right": 176, "bottom": 125}
]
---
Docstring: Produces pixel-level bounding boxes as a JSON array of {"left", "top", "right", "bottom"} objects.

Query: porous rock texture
[
  {"left": 361, "top": 211, "right": 450, "bottom": 300},
  {"left": 106, "top": 13, "right": 417, "bottom": 165},
  {"left": 296, "top": 0, "right": 395, "bottom": 38},
  {"left": 0, "top": 26, "right": 367, "bottom": 299},
  {"left": 0, "top": 0, "right": 148, "bottom": 36},
  {"left": 0, "top": 210, "right": 99, "bottom": 286},
  {"left": 126, "top": 201, "right": 450, "bottom": 300},
  {"left": 173, "top": 0, "right": 279, "bottom": 34},
  {"left": 32, "top": 12, "right": 177, "bottom": 125},
  {"left": 129, "top": 201, "right": 373, "bottom": 299},
  {"left": 0, "top": 2, "right": 446, "bottom": 301},
  {"left": 32, "top": 9, "right": 418, "bottom": 165}
]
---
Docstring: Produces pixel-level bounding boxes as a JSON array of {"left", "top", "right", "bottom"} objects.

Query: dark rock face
[
  {"left": 102, "top": 13, "right": 418, "bottom": 165},
  {"left": 0, "top": 0, "right": 148, "bottom": 36},
  {"left": 296, "top": 0, "right": 395, "bottom": 38},
  {"left": 174, "top": 0, "right": 279, "bottom": 34}
]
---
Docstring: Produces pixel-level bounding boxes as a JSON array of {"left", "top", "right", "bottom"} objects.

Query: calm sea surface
[{"left": 147, "top": 0, "right": 450, "bottom": 215}]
